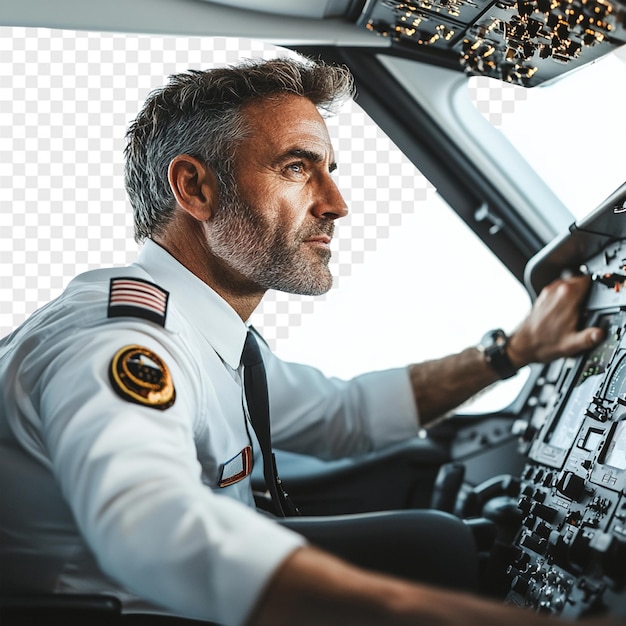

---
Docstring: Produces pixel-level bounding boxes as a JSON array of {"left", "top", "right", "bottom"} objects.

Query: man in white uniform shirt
[{"left": 0, "top": 58, "right": 611, "bottom": 626}]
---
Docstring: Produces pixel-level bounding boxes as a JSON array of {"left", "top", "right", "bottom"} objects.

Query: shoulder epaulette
[{"left": 107, "top": 277, "right": 169, "bottom": 328}]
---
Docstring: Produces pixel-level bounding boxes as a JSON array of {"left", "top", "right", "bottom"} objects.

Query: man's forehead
[{"left": 241, "top": 94, "right": 334, "bottom": 153}]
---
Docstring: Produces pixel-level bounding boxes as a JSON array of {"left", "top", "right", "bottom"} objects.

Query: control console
[{"left": 500, "top": 182, "right": 626, "bottom": 617}]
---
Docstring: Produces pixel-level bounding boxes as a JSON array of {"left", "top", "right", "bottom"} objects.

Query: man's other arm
[{"left": 409, "top": 275, "right": 603, "bottom": 426}]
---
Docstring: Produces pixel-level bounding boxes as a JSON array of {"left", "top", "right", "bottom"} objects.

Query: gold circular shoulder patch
[{"left": 109, "top": 345, "right": 175, "bottom": 410}]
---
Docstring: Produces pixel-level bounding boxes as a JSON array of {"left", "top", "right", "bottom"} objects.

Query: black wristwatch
[{"left": 479, "top": 329, "right": 518, "bottom": 380}]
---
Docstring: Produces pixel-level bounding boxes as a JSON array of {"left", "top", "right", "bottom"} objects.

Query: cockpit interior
[{"left": 1, "top": 0, "right": 626, "bottom": 622}]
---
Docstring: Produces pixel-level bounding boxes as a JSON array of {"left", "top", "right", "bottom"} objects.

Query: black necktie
[{"left": 241, "top": 330, "right": 298, "bottom": 517}]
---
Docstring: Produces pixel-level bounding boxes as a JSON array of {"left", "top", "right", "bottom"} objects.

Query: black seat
[
  {"left": 282, "top": 508, "right": 481, "bottom": 593},
  {"left": 0, "top": 595, "right": 224, "bottom": 626},
  {"left": 0, "top": 594, "right": 121, "bottom": 626}
]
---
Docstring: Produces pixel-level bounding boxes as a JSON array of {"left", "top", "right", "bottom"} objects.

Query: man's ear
[{"left": 168, "top": 155, "right": 219, "bottom": 221}]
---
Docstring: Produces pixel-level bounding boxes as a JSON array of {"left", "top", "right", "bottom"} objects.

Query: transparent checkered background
[{"left": 0, "top": 27, "right": 527, "bottom": 349}]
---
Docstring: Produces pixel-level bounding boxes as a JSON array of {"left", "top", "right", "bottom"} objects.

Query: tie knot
[{"left": 242, "top": 330, "right": 263, "bottom": 368}]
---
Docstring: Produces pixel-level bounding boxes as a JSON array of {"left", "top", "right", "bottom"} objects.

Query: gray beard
[{"left": 208, "top": 188, "right": 334, "bottom": 296}]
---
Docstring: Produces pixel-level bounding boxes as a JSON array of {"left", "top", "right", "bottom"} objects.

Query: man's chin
[{"left": 272, "top": 271, "right": 334, "bottom": 297}]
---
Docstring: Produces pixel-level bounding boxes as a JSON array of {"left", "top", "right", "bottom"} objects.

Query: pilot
[{"left": 0, "top": 57, "right": 608, "bottom": 626}]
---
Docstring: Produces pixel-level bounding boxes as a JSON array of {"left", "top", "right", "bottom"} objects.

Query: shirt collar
[{"left": 133, "top": 239, "right": 247, "bottom": 370}]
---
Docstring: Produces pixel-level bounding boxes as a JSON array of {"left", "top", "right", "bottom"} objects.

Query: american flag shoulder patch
[{"left": 108, "top": 277, "right": 169, "bottom": 327}]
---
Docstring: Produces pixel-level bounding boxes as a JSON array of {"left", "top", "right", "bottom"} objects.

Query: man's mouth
[{"left": 303, "top": 235, "right": 332, "bottom": 247}]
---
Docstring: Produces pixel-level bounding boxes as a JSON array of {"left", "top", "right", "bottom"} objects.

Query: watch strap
[{"left": 481, "top": 329, "right": 518, "bottom": 380}]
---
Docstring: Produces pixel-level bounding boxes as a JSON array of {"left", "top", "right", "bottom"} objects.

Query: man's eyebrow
[{"left": 279, "top": 148, "right": 338, "bottom": 172}]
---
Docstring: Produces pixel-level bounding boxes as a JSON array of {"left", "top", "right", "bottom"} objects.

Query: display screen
[
  {"left": 547, "top": 376, "right": 598, "bottom": 449},
  {"left": 546, "top": 313, "right": 621, "bottom": 450},
  {"left": 604, "top": 420, "right": 626, "bottom": 470},
  {"left": 604, "top": 353, "right": 626, "bottom": 401}
]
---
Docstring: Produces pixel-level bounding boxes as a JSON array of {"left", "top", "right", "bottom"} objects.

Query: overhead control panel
[
  {"left": 499, "top": 182, "right": 626, "bottom": 617},
  {"left": 357, "top": 0, "right": 626, "bottom": 85}
]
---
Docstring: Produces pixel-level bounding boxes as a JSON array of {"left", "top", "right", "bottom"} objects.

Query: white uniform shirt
[{"left": 0, "top": 240, "right": 420, "bottom": 626}]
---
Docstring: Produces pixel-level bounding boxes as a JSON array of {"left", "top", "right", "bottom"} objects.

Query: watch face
[{"left": 481, "top": 328, "right": 505, "bottom": 349}]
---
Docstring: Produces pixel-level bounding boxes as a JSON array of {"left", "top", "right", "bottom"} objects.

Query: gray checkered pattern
[
  {"left": 0, "top": 27, "right": 527, "bottom": 350},
  {"left": 467, "top": 76, "right": 529, "bottom": 127}
]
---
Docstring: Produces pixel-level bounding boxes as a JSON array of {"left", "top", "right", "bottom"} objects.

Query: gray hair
[{"left": 124, "top": 57, "right": 355, "bottom": 241}]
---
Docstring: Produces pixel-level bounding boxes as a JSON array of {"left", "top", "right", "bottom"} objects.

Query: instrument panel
[
  {"left": 357, "top": 0, "right": 626, "bottom": 86},
  {"left": 501, "top": 182, "right": 626, "bottom": 617}
]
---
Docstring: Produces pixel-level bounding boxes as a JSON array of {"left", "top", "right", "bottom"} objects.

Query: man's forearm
[
  {"left": 408, "top": 346, "right": 501, "bottom": 427},
  {"left": 249, "top": 546, "right": 607, "bottom": 626},
  {"left": 408, "top": 276, "right": 605, "bottom": 427}
]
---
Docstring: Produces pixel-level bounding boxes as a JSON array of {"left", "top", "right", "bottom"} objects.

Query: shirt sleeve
[
  {"left": 25, "top": 324, "right": 305, "bottom": 626},
  {"left": 262, "top": 345, "right": 421, "bottom": 460}
]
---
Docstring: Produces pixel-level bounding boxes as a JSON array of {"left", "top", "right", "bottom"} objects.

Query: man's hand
[{"left": 507, "top": 275, "right": 604, "bottom": 369}]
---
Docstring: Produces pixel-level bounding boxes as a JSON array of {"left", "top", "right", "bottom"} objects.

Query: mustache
[{"left": 299, "top": 220, "right": 335, "bottom": 241}]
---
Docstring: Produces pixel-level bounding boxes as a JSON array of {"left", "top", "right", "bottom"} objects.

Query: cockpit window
[{"left": 469, "top": 51, "right": 626, "bottom": 220}]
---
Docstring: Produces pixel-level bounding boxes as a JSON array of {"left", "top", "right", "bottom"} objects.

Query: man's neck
[{"left": 151, "top": 227, "right": 265, "bottom": 321}]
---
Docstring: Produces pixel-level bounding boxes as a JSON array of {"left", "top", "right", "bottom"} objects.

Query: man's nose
[{"left": 313, "top": 175, "right": 349, "bottom": 221}]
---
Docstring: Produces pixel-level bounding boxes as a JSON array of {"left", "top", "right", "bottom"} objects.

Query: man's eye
[{"left": 287, "top": 162, "right": 305, "bottom": 174}]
